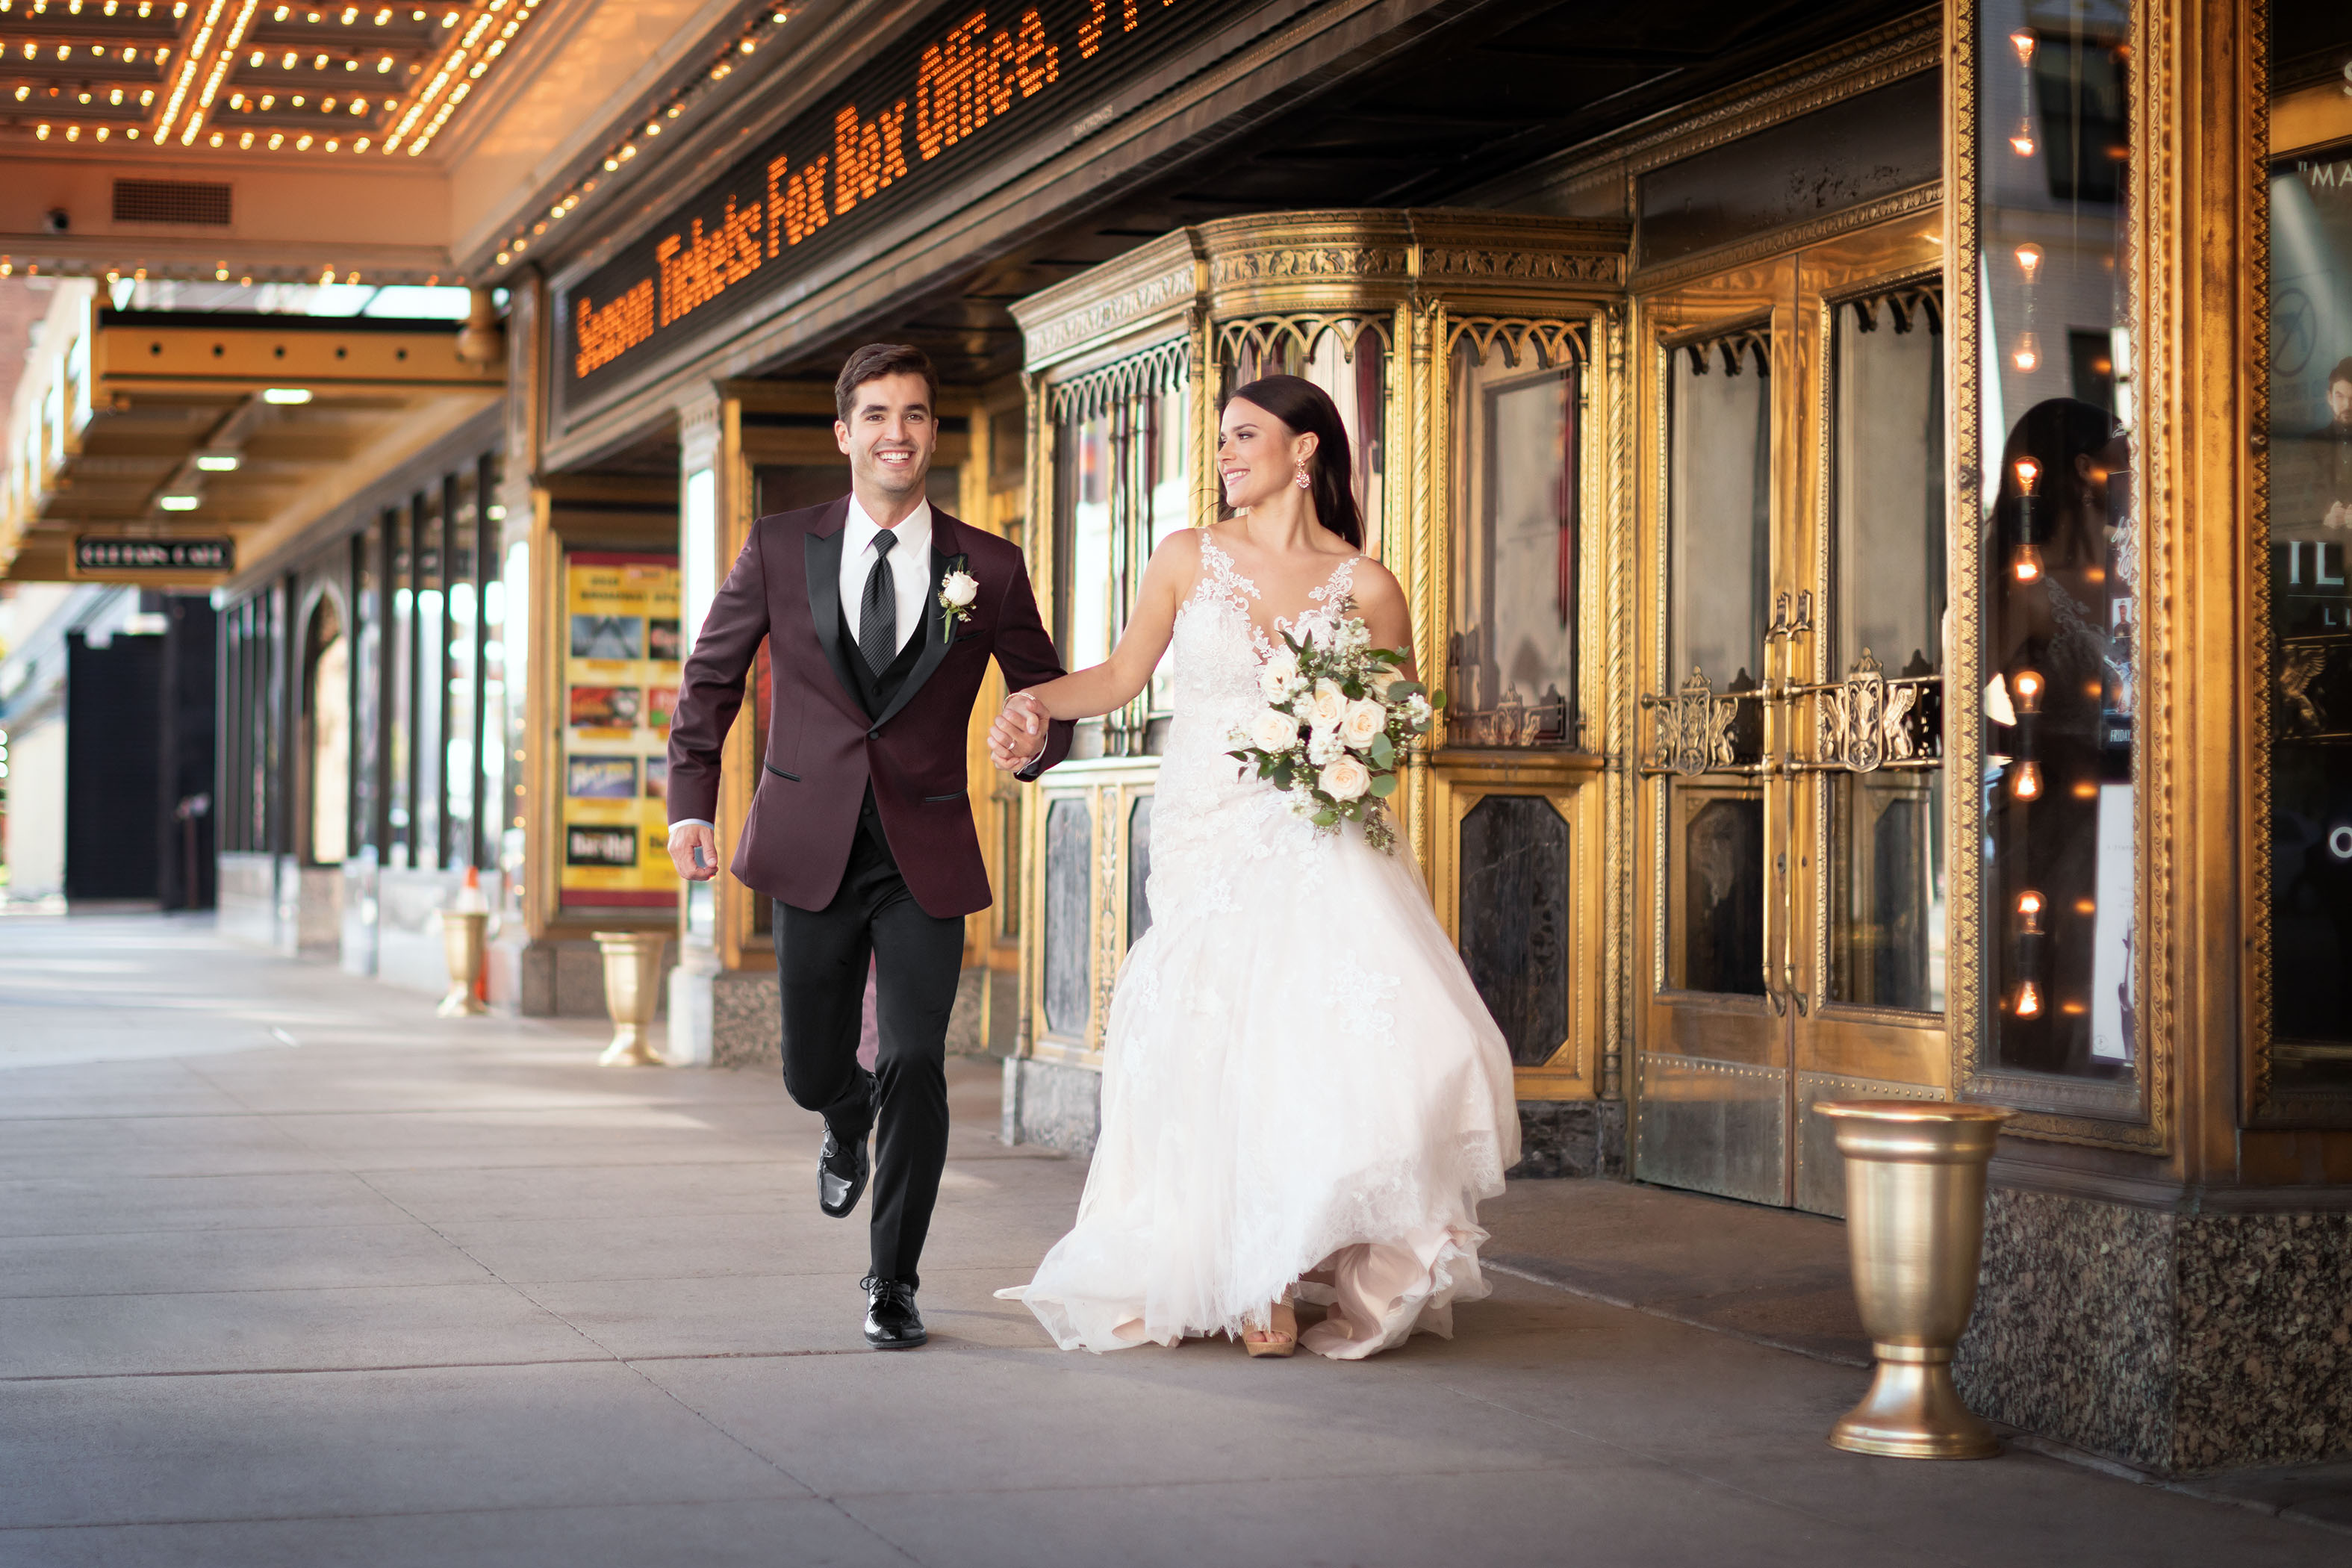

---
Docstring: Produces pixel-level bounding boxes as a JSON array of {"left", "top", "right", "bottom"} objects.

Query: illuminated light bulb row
[
  {"left": 13, "top": 44, "right": 174, "bottom": 61},
  {"left": 492, "top": 7, "right": 794, "bottom": 267},
  {"left": 0, "top": 252, "right": 449, "bottom": 286}
]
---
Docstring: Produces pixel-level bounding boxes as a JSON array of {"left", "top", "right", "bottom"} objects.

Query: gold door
[{"left": 1636, "top": 215, "right": 1950, "bottom": 1213}]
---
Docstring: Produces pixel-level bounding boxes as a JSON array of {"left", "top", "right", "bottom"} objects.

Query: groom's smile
[{"left": 835, "top": 368, "right": 939, "bottom": 519}]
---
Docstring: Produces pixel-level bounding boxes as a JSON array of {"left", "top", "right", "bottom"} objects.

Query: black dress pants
[{"left": 774, "top": 797, "right": 963, "bottom": 1289}]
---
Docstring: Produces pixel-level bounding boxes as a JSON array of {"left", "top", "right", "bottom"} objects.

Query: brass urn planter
[
  {"left": 591, "top": 931, "right": 668, "bottom": 1066},
  {"left": 1817, "top": 1101, "right": 2015, "bottom": 1459},
  {"left": 436, "top": 868, "right": 491, "bottom": 1018}
]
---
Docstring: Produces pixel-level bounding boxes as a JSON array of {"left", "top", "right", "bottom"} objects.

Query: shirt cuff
[{"left": 667, "top": 819, "right": 715, "bottom": 844}]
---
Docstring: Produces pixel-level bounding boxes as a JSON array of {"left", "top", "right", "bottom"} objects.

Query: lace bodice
[{"left": 1148, "top": 534, "right": 1359, "bottom": 929}]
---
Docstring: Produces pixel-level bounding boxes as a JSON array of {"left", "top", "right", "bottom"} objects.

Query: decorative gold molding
[
  {"left": 1469, "top": 9, "right": 1941, "bottom": 214},
  {"left": 1631, "top": 183, "right": 1943, "bottom": 293}
]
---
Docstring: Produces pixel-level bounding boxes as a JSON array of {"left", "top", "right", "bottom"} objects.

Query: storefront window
[
  {"left": 2262, "top": 4, "right": 2352, "bottom": 1102},
  {"left": 1977, "top": 0, "right": 2141, "bottom": 1085},
  {"left": 1051, "top": 345, "right": 1189, "bottom": 756},
  {"left": 1448, "top": 330, "right": 1580, "bottom": 747}
]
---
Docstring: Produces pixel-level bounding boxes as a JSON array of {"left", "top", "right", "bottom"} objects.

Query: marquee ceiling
[{"left": 1, "top": 0, "right": 548, "bottom": 160}]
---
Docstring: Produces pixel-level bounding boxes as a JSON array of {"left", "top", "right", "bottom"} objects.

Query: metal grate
[{"left": 112, "top": 179, "right": 233, "bottom": 226}]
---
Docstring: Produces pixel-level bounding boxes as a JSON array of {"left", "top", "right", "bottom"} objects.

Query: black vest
[{"left": 838, "top": 611, "right": 924, "bottom": 718}]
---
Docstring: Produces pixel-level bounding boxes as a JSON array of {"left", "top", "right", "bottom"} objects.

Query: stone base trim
[
  {"left": 1513, "top": 1098, "right": 1628, "bottom": 1179},
  {"left": 1003, "top": 1056, "right": 1102, "bottom": 1159},
  {"left": 1957, "top": 1187, "right": 2352, "bottom": 1473}
]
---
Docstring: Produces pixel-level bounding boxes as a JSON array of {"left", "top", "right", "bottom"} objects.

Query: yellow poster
[{"left": 559, "top": 551, "right": 681, "bottom": 909}]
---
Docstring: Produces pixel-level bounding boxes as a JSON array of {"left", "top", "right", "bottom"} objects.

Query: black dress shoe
[
  {"left": 862, "top": 1276, "right": 927, "bottom": 1349},
  {"left": 818, "top": 1128, "right": 870, "bottom": 1219}
]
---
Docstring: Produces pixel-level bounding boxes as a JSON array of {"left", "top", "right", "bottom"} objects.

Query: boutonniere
[{"left": 938, "top": 555, "right": 977, "bottom": 641}]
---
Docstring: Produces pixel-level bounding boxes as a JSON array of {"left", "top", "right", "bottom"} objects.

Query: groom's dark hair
[{"left": 836, "top": 343, "right": 939, "bottom": 422}]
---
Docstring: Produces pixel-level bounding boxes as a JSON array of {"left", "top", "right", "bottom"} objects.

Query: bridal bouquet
[{"left": 1226, "top": 609, "right": 1443, "bottom": 853}]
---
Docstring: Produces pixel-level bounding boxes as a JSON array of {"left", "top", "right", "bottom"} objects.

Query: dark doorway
[{"left": 66, "top": 630, "right": 165, "bottom": 902}]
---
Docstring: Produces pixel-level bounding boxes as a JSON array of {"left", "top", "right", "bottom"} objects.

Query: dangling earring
[{"left": 1293, "top": 458, "right": 1312, "bottom": 491}]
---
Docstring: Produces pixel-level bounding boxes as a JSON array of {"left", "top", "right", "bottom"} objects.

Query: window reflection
[
  {"left": 1449, "top": 335, "right": 1578, "bottom": 747},
  {"left": 1051, "top": 351, "right": 1189, "bottom": 757},
  {"left": 2261, "top": 2, "right": 2352, "bottom": 1092},
  {"left": 1666, "top": 333, "right": 1770, "bottom": 996},
  {"left": 1979, "top": 0, "right": 2139, "bottom": 1086},
  {"left": 1827, "top": 296, "right": 1947, "bottom": 1013}
]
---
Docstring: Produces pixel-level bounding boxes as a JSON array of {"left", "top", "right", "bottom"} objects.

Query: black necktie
[{"left": 859, "top": 531, "right": 898, "bottom": 675}]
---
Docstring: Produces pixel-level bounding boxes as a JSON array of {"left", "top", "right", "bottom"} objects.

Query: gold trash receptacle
[
  {"left": 591, "top": 931, "right": 669, "bottom": 1067},
  {"left": 1817, "top": 1100, "right": 2015, "bottom": 1460}
]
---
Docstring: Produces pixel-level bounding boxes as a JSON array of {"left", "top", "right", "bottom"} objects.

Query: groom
[{"left": 665, "top": 343, "right": 1072, "bottom": 1348}]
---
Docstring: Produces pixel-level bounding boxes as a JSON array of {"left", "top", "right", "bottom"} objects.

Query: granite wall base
[
  {"left": 1003, "top": 1057, "right": 1102, "bottom": 1159},
  {"left": 1513, "top": 1098, "right": 1628, "bottom": 1179},
  {"left": 500, "top": 938, "right": 624, "bottom": 1018},
  {"left": 1957, "top": 1187, "right": 2352, "bottom": 1473}
]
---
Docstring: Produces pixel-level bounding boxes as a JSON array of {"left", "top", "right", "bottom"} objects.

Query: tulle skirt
[{"left": 998, "top": 805, "right": 1521, "bottom": 1360}]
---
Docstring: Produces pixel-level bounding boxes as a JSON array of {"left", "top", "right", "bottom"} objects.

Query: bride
[{"left": 987, "top": 375, "right": 1520, "bottom": 1359}]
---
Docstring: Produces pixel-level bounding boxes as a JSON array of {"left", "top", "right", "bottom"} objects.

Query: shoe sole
[{"left": 866, "top": 1334, "right": 927, "bottom": 1349}]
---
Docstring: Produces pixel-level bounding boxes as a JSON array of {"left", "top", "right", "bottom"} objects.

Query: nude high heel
[{"left": 1242, "top": 1294, "right": 1298, "bottom": 1358}]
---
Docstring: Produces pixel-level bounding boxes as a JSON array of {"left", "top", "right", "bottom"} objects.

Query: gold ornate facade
[{"left": 1005, "top": 211, "right": 1629, "bottom": 1110}]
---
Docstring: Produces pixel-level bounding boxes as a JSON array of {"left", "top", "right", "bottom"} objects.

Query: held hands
[
  {"left": 989, "top": 690, "right": 1050, "bottom": 772},
  {"left": 668, "top": 821, "right": 720, "bottom": 883}
]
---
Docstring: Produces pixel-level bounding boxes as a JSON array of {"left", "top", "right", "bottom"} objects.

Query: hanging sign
[
  {"left": 555, "top": 0, "right": 1261, "bottom": 402},
  {"left": 73, "top": 536, "right": 236, "bottom": 574}
]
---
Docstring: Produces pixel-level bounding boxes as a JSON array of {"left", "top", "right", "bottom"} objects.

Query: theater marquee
[{"left": 555, "top": 0, "right": 1258, "bottom": 402}]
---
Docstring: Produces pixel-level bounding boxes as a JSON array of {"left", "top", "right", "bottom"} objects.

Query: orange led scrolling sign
[{"left": 561, "top": 0, "right": 1231, "bottom": 393}]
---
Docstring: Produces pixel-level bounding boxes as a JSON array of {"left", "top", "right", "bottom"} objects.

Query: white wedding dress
[{"left": 999, "top": 538, "right": 1521, "bottom": 1360}]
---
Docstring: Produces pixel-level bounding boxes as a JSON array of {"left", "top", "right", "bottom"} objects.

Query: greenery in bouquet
[{"left": 1225, "top": 607, "right": 1443, "bottom": 853}]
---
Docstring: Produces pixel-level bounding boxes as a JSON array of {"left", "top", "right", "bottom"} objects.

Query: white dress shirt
[
  {"left": 841, "top": 495, "right": 932, "bottom": 656},
  {"left": 670, "top": 497, "right": 936, "bottom": 847}
]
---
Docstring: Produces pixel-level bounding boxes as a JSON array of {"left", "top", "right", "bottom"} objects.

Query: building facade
[{"left": 4, "top": 0, "right": 2348, "bottom": 1474}]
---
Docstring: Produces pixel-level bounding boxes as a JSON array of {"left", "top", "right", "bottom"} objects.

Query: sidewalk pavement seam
[{"left": 1483, "top": 1256, "right": 1873, "bottom": 1369}]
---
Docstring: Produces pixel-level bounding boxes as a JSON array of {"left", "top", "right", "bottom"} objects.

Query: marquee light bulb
[
  {"left": 2015, "top": 456, "right": 2041, "bottom": 494},
  {"left": 2015, "top": 980, "right": 2044, "bottom": 1018},
  {"left": 2011, "top": 28, "right": 2036, "bottom": 66},
  {"left": 2013, "top": 332, "right": 2041, "bottom": 373},
  {"left": 2013, "top": 760, "right": 2043, "bottom": 799},
  {"left": 2017, "top": 889, "right": 2045, "bottom": 933},
  {"left": 2011, "top": 119, "right": 2037, "bottom": 158},
  {"left": 2012, "top": 668, "right": 2044, "bottom": 712},
  {"left": 2013, "top": 541, "right": 2045, "bottom": 583},
  {"left": 2015, "top": 242, "right": 2043, "bottom": 280}
]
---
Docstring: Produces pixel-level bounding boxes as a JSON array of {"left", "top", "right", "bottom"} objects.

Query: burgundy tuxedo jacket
[{"left": 665, "top": 497, "right": 1074, "bottom": 918}]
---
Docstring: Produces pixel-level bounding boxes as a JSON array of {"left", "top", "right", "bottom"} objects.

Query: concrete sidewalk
[{"left": 0, "top": 912, "right": 2342, "bottom": 1566}]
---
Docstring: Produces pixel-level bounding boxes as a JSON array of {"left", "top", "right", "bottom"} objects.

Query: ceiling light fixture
[{"left": 262, "top": 387, "right": 313, "bottom": 403}]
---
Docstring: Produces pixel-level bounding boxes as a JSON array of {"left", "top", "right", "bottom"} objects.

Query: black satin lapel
[
  {"left": 872, "top": 542, "right": 956, "bottom": 730},
  {"left": 803, "top": 528, "right": 862, "bottom": 714}
]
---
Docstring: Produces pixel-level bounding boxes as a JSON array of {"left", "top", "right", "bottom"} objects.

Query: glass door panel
[
  {"left": 1665, "top": 334, "right": 1772, "bottom": 997},
  {"left": 1824, "top": 296, "right": 1948, "bottom": 1015}
]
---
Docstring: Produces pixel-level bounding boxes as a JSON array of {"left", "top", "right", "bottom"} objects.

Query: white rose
[
  {"left": 1309, "top": 679, "right": 1347, "bottom": 728},
  {"left": 1258, "top": 664, "right": 1291, "bottom": 703},
  {"left": 1320, "top": 755, "right": 1372, "bottom": 801},
  {"left": 941, "top": 570, "right": 979, "bottom": 609},
  {"left": 1249, "top": 707, "right": 1301, "bottom": 753},
  {"left": 1263, "top": 645, "right": 1299, "bottom": 684},
  {"left": 1340, "top": 697, "right": 1385, "bottom": 748},
  {"left": 1307, "top": 727, "right": 1345, "bottom": 765}
]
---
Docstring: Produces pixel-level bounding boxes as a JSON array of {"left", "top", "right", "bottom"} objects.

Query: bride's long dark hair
[{"left": 1225, "top": 375, "right": 1363, "bottom": 550}]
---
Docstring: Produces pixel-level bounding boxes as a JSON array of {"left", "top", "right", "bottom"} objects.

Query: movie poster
[{"left": 559, "top": 551, "right": 682, "bottom": 908}]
